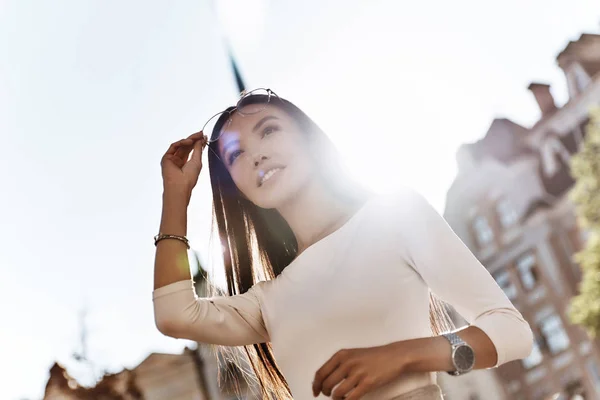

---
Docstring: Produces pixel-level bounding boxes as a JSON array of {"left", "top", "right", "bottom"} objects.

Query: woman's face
[{"left": 217, "top": 104, "right": 315, "bottom": 209}]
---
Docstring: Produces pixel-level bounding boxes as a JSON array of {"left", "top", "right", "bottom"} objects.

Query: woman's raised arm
[{"left": 152, "top": 133, "right": 269, "bottom": 346}]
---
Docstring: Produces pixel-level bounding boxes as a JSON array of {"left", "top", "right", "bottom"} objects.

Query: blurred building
[
  {"left": 43, "top": 348, "right": 212, "bottom": 400},
  {"left": 43, "top": 345, "right": 258, "bottom": 400},
  {"left": 44, "top": 362, "right": 142, "bottom": 400},
  {"left": 443, "top": 33, "right": 600, "bottom": 400}
]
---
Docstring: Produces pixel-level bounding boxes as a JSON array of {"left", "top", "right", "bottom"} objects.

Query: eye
[
  {"left": 262, "top": 124, "right": 279, "bottom": 137},
  {"left": 228, "top": 149, "right": 243, "bottom": 165}
]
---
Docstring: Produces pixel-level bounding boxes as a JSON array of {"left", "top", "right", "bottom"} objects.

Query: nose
[{"left": 254, "top": 154, "right": 267, "bottom": 167}]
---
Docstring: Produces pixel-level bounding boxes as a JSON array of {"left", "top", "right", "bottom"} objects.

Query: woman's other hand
[{"left": 312, "top": 344, "right": 408, "bottom": 400}]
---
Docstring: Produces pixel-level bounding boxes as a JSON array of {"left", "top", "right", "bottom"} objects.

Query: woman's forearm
[
  {"left": 398, "top": 326, "right": 498, "bottom": 374},
  {"left": 311, "top": 326, "right": 499, "bottom": 398},
  {"left": 153, "top": 188, "right": 193, "bottom": 290}
]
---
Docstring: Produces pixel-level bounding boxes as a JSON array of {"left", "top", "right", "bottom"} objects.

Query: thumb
[{"left": 189, "top": 139, "right": 204, "bottom": 169}]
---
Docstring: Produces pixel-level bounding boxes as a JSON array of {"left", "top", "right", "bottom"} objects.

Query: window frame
[
  {"left": 539, "top": 313, "right": 570, "bottom": 355},
  {"left": 516, "top": 251, "right": 539, "bottom": 291}
]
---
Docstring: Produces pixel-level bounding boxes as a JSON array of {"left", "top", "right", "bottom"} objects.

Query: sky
[{"left": 1, "top": 0, "right": 599, "bottom": 399}]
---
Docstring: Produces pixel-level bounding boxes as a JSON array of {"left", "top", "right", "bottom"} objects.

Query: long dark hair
[{"left": 205, "top": 94, "right": 453, "bottom": 398}]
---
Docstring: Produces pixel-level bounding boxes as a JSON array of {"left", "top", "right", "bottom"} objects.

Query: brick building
[{"left": 444, "top": 33, "right": 600, "bottom": 400}]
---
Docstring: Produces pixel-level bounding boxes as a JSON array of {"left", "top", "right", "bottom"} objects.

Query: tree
[{"left": 568, "top": 107, "right": 600, "bottom": 335}]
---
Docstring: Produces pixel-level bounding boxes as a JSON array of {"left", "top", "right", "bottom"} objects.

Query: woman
[{"left": 153, "top": 89, "right": 533, "bottom": 400}]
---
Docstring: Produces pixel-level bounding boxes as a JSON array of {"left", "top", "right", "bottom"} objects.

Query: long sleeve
[
  {"left": 153, "top": 280, "right": 269, "bottom": 346},
  {"left": 391, "top": 189, "right": 533, "bottom": 366}
]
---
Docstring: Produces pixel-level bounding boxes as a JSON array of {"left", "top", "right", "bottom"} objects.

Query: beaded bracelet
[{"left": 154, "top": 234, "right": 190, "bottom": 249}]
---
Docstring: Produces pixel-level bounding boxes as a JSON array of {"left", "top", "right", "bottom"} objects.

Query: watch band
[{"left": 443, "top": 332, "right": 465, "bottom": 346}]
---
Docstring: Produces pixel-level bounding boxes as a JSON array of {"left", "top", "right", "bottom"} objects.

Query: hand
[
  {"left": 161, "top": 132, "right": 207, "bottom": 197},
  {"left": 312, "top": 344, "right": 408, "bottom": 399}
]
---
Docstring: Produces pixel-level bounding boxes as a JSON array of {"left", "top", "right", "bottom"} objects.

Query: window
[
  {"left": 516, "top": 252, "right": 539, "bottom": 290},
  {"left": 566, "top": 64, "right": 591, "bottom": 98},
  {"left": 472, "top": 215, "right": 494, "bottom": 246},
  {"left": 539, "top": 313, "right": 570, "bottom": 354},
  {"left": 574, "top": 65, "right": 591, "bottom": 93},
  {"left": 496, "top": 198, "right": 519, "bottom": 228},
  {"left": 494, "top": 270, "right": 518, "bottom": 300},
  {"left": 541, "top": 136, "right": 571, "bottom": 177},
  {"left": 522, "top": 339, "right": 543, "bottom": 369}
]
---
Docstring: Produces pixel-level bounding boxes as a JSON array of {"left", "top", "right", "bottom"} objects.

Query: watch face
[{"left": 454, "top": 345, "right": 475, "bottom": 371}]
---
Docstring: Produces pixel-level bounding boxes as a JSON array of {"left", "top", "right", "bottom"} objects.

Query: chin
[
  {"left": 252, "top": 187, "right": 294, "bottom": 210},
  {"left": 251, "top": 176, "right": 307, "bottom": 210}
]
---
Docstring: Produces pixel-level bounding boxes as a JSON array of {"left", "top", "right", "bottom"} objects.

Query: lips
[{"left": 258, "top": 166, "right": 285, "bottom": 187}]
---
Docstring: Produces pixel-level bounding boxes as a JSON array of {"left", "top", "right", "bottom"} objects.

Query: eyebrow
[{"left": 252, "top": 115, "right": 279, "bottom": 133}]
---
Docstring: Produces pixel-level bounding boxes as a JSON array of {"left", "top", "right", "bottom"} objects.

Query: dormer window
[
  {"left": 566, "top": 63, "right": 592, "bottom": 98},
  {"left": 540, "top": 134, "right": 571, "bottom": 177}
]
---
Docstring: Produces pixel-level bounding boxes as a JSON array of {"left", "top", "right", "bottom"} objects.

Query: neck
[{"left": 276, "top": 181, "right": 365, "bottom": 254}]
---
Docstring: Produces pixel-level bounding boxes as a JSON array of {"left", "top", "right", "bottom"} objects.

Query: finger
[
  {"left": 331, "top": 374, "right": 360, "bottom": 400},
  {"left": 182, "top": 139, "right": 204, "bottom": 177},
  {"left": 189, "top": 139, "right": 204, "bottom": 167},
  {"left": 320, "top": 366, "right": 349, "bottom": 397},
  {"left": 164, "top": 138, "right": 194, "bottom": 157},
  {"left": 174, "top": 141, "right": 195, "bottom": 163},
  {"left": 186, "top": 131, "right": 205, "bottom": 141},
  {"left": 313, "top": 353, "right": 344, "bottom": 396}
]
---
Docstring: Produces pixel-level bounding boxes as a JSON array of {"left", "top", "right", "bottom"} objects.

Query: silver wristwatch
[{"left": 442, "top": 332, "right": 475, "bottom": 376}]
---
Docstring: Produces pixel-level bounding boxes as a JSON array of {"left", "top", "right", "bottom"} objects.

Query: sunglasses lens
[{"left": 203, "top": 111, "right": 231, "bottom": 143}]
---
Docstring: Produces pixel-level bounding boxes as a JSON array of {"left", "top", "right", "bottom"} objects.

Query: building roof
[
  {"left": 448, "top": 30, "right": 599, "bottom": 200},
  {"left": 462, "top": 118, "right": 533, "bottom": 165}
]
